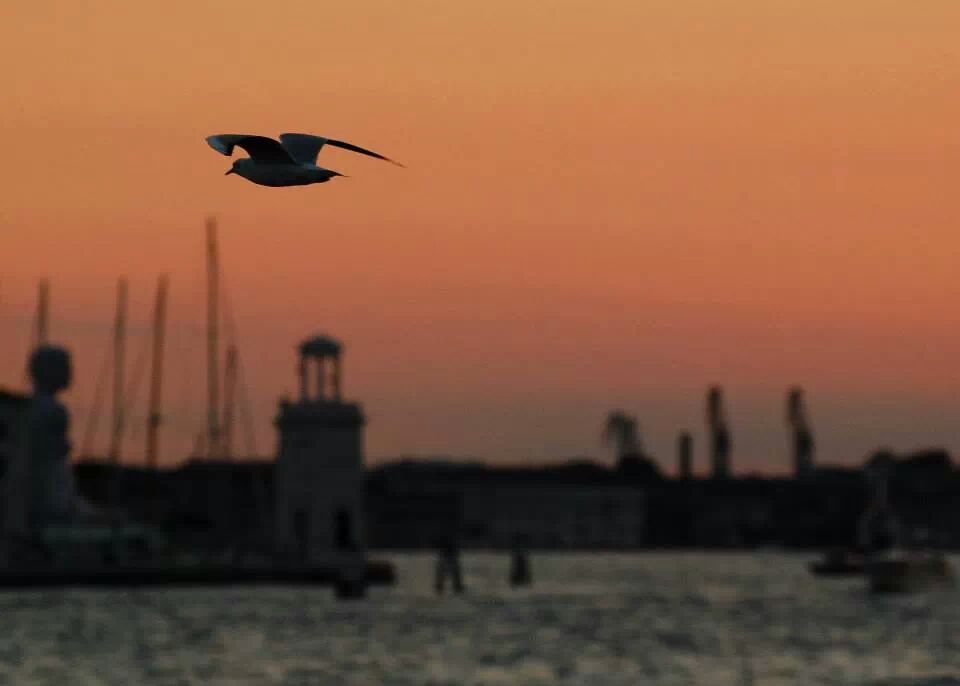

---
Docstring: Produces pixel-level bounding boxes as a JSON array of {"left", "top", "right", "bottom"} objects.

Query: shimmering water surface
[{"left": 0, "top": 553, "right": 958, "bottom": 685}]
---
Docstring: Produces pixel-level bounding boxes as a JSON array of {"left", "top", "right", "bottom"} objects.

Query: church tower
[{"left": 274, "top": 335, "right": 365, "bottom": 567}]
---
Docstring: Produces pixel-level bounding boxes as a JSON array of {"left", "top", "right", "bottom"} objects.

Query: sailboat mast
[
  {"left": 108, "top": 277, "right": 128, "bottom": 464},
  {"left": 146, "top": 275, "right": 169, "bottom": 468},
  {"left": 206, "top": 217, "right": 221, "bottom": 460}
]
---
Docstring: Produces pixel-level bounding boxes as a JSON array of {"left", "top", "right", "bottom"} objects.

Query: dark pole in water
[
  {"left": 509, "top": 536, "right": 532, "bottom": 587},
  {"left": 435, "top": 540, "right": 464, "bottom": 594}
]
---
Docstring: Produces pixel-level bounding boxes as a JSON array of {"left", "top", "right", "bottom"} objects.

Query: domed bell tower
[{"left": 274, "top": 335, "right": 365, "bottom": 567}]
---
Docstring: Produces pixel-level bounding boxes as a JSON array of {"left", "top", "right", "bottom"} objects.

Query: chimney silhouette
[
  {"left": 677, "top": 431, "right": 693, "bottom": 479},
  {"left": 706, "top": 386, "right": 731, "bottom": 479},
  {"left": 787, "top": 386, "right": 815, "bottom": 479}
]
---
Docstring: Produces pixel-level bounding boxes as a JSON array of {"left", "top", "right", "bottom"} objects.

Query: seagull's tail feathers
[{"left": 279, "top": 132, "right": 405, "bottom": 167}]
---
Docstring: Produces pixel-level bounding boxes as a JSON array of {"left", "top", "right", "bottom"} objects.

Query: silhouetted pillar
[
  {"left": 678, "top": 431, "right": 693, "bottom": 479},
  {"left": 298, "top": 357, "right": 308, "bottom": 401},
  {"left": 332, "top": 357, "right": 342, "bottom": 401},
  {"left": 787, "top": 387, "right": 815, "bottom": 479},
  {"left": 316, "top": 357, "right": 326, "bottom": 401},
  {"left": 707, "top": 386, "right": 731, "bottom": 479}
]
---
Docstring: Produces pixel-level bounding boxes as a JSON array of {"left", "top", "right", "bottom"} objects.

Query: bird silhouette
[{"left": 206, "top": 133, "right": 403, "bottom": 187}]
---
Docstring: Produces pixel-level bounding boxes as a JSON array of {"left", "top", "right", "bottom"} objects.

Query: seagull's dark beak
[{"left": 224, "top": 169, "right": 235, "bottom": 176}]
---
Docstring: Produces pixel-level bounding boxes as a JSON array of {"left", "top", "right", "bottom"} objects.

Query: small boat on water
[
  {"left": 867, "top": 550, "right": 954, "bottom": 594},
  {"left": 855, "top": 454, "right": 955, "bottom": 593},
  {"left": 809, "top": 453, "right": 954, "bottom": 593},
  {"left": 809, "top": 548, "right": 865, "bottom": 577}
]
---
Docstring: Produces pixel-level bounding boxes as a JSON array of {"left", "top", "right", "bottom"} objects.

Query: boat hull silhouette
[
  {"left": 809, "top": 549, "right": 866, "bottom": 577},
  {"left": 867, "top": 554, "right": 954, "bottom": 593}
]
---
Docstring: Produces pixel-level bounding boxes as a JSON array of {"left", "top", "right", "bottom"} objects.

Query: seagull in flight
[{"left": 206, "top": 133, "right": 403, "bottom": 187}]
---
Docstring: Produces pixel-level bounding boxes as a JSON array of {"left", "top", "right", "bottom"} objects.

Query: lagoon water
[{"left": 0, "top": 553, "right": 957, "bottom": 685}]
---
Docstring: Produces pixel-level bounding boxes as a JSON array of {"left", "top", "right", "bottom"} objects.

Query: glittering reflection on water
[{"left": 0, "top": 553, "right": 957, "bottom": 685}]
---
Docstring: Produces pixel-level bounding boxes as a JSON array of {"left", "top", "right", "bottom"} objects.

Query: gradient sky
[{"left": 2, "top": 1, "right": 960, "bottom": 473}]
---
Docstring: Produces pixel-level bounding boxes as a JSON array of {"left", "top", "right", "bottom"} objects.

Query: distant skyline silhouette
[
  {"left": 0, "top": 292, "right": 956, "bottom": 473},
  {"left": 3, "top": 1, "right": 960, "bottom": 471}
]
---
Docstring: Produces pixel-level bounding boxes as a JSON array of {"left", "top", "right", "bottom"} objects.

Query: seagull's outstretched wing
[
  {"left": 280, "top": 133, "right": 404, "bottom": 167},
  {"left": 278, "top": 134, "right": 328, "bottom": 164},
  {"left": 206, "top": 135, "right": 295, "bottom": 164}
]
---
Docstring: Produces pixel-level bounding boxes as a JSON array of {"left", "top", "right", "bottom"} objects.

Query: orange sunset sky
[{"left": 2, "top": 1, "right": 960, "bottom": 472}]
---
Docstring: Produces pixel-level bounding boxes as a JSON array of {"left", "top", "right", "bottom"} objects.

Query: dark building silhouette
[
  {"left": 706, "top": 386, "right": 731, "bottom": 479},
  {"left": 0, "top": 390, "right": 30, "bottom": 524},
  {"left": 603, "top": 410, "right": 639, "bottom": 462},
  {"left": 61, "top": 446, "right": 960, "bottom": 553},
  {"left": 367, "top": 460, "right": 647, "bottom": 550},
  {"left": 677, "top": 431, "right": 693, "bottom": 479},
  {"left": 787, "top": 387, "right": 815, "bottom": 479},
  {"left": 858, "top": 451, "right": 899, "bottom": 551},
  {"left": 602, "top": 410, "right": 662, "bottom": 482},
  {"left": 71, "top": 459, "right": 273, "bottom": 554},
  {"left": 274, "top": 335, "right": 365, "bottom": 567},
  {"left": 879, "top": 448, "right": 956, "bottom": 548}
]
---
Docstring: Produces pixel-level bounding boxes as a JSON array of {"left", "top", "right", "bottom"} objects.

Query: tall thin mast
[
  {"left": 146, "top": 275, "right": 169, "bottom": 469},
  {"left": 222, "top": 343, "right": 237, "bottom": 460},
  {"left": 206, "top": 217, "right": 221, "bottom": 459},
  {"left": 108, "top": 277, "right": 128, "bottom": 464}
]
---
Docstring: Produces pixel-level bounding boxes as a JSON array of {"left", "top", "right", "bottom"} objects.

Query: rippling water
[{"left": 0, "top": 553, "right": 958, "bottom": 685}]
